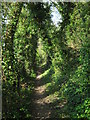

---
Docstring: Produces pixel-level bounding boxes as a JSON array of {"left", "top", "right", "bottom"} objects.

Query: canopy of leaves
[{"left": 1, "top": 2, "right": 90, "bottom": 119}]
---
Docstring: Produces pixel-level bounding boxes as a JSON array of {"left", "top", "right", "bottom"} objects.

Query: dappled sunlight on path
[
  {"left": 32, "top": 69, "right": 52, "bottom": 119},
  {"left": 32, "top": 67, "right": 69, "bottom": 119},
  {"left": 33, "top": 69, "right": 56, "bottom": 120}
]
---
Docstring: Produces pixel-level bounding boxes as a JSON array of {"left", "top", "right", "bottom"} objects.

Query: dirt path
[
  {"left": 32, "top": 68, "right": 52, "bottom": 119},
  {"left": 31, "top": 67, "right": 68, "bottom": 119}
]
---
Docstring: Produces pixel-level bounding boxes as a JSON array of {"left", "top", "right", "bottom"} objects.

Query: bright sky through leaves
[{"left": 51, "top": 6, "right": 62, "bottom": 26}]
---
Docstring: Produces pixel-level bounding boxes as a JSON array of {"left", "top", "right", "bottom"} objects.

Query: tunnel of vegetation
[{"left": 1, "top": 2, "right": 90, "bottom": 119}]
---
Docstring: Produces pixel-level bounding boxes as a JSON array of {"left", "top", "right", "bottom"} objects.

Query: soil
[
  {"left": 32, "top": 68, "right": 52, "bottom": 119},
  {"left": 31, "top": 68, "right": 68, "bottom": 119}
]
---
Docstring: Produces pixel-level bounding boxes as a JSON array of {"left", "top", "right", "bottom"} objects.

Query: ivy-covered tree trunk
[{"left": 4, "top": 3, "right": 23, "bottom": 85}]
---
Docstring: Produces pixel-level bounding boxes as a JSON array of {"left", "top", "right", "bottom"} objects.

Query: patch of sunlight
[
  {"left": 44, "top": 92, "right": 59, "bottom": 104},
  {"left": 35, "top": 92, "right": 59, "bottom": 105},
  {"left": 36, "top": 75, "right": 42, "bottom": 80},
  {"left": 45, "top": 82, "right": 52, "bottom": 91},
  {"left": 35, "top": 84, "right": 46, "bottom": 94},
  {"left": 37, "top": 68, "right": 51, "bottom": 80},
  {"left": 59, "top": 113, "right": 70, "bottom": 118},
  {"left": 39, "top": 62, "right": 46, "bottom": 67}
]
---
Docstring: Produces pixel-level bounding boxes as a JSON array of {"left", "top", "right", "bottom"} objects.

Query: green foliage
[
  {"left": 38, "top": 2, "right": 89, "bottom": 119},
  {"left": 1, "top": 2, "right": 89, "bottom": 119},
  {"left": 2, "top": 3, "right": 37, "bottom": 119}
]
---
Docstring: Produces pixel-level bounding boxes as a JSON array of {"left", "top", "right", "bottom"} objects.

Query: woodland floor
[
  {"left": 32, "top": 68, "right": 52, "bottom": 119},
  {"left": 31, "top": 65, "right": 68, "bottom": 119}
]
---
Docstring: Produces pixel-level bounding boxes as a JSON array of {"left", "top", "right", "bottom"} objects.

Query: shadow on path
[
  {"left": 31, "top": 65, "right": 71, "bottom": 119},
  {"left": 31, "top": 67, "right": 52, "bottom": 119}
]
